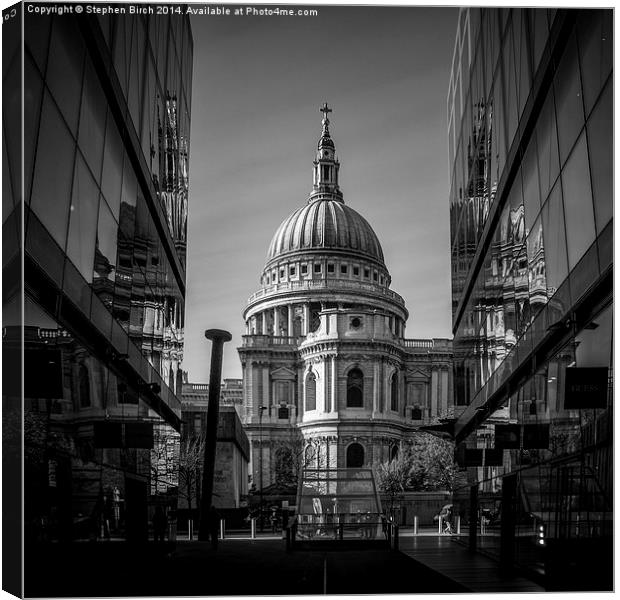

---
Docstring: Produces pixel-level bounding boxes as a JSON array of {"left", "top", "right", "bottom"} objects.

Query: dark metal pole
[
  {"left": 198, "top": 329, "right": 232, "bottom": 541},
  {"left": 259, "top": 406, "right": 265, "bottom": 531}
]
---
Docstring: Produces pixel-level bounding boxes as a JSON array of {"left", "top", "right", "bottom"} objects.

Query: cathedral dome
[
  {"left": 266, "top": 199, "right": 385, "bottom": 264},
  {"left": 266, "top": 103, "right": 384, "bottom": 267}
]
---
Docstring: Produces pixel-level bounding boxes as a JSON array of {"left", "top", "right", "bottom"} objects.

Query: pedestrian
[
  {"left": 208, "top": 505, "right": 220, "bottom": 550},
  {"left": 443, "top": 507, "right": 453, "bottom": 534},
  {"left": 153, "top": 506, "right": 167, "bottom": 543},
  {"left": 270, "top": 508, "right": 278, "bottom": 534}
]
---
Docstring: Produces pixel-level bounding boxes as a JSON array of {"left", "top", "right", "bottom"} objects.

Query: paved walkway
[{"left": 400, "top": 535, "right": 545, "bottom": 593}]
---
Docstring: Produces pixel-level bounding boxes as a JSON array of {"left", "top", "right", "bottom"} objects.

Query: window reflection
[
  {"left": 540, "top": 180, "right": 568, "bottom": 296},
  {"left": 93, "top": 199, "right": 118, "bottom": 309}
]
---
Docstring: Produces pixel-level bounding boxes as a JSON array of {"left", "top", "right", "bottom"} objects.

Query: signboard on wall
[{"left": 564, "top": 367, "right": 608, "bottom": 409}]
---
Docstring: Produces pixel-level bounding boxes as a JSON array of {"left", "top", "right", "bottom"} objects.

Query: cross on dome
[{"left": 320, "top": 102, "right": 332, "bottom": 131}]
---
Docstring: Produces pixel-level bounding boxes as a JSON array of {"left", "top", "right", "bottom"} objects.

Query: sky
[{"left": 184, "top": 5, "right": 460, "bottom": 382}]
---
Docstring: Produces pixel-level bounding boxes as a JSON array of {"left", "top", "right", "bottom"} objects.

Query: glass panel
[
  {"left": 521, "top": 138, "right": 541, "bottom": 232},
  {"left": 578, "top": 9, "right": 613, "bottom": 117},
  {"left": 24, "top": 11, "right": 52, "bottom": 73},
  {"left": 540, "top": 180, "right": 568, "bottom": 296},
  {"left": 502, "top": 22, "right": 518, "bottom": 145},
  {"left": 46, "top": 18, "right": 84, "bottom": 133},
  {"left": 101, "top": 116, "right": 124, "bottom": 219},
  {"left": 526, "top": 215, "right": 548, "bottom": 319},
  {"left": 66, "top": 154, "right": 99, "bottom": 281},
  {"left": 586, "top": 79, "right": 612, "bottom": 233},
  {"left": 78, "top": 59, "right": 107, "bottom": 180},
  {"left": 553, "top": 33, "right": 584, "bottom": 166},
  {"left": 536, "top": 89, "right": 560, "bottom": 204},
  {"left": 30, "top": 91, "right": 75, "bottom": 249},
  {"left": 561, "top": 132, "right": 595, "bottom": 270},
  {"left": 92, "top": 198, "right": 118, "bottom": 311},
  {"left": 529, "top": 9, "right": 547, "bottom": 74},
  {"left": 24, "top": 55, "right": 44, "bottom": 206}
]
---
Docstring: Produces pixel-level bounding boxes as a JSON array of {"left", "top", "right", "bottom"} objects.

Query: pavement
[{"left": 25, "top": 532, "right": 545, "bottom": 597}]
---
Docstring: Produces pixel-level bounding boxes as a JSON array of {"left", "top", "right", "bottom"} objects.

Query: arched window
[
  {"left": 305, "top": 372, "right": 316, "bottom": 411},
  {"left": 390, "top": 444, "right": 399, "bottom": 462},
  {"left": 347, "top": 368, "right": 364, "bottom": 407},
  {"left": 304, "top": 444, "right": 316, "bottom": 467},
  {"left": 79, "top": 363, "right": 90, "bottom": 408},
  {"left": 346, "top": 443, "right": 365, "bottom": 468},
  {"left": 390, "top": 372, "right": 399, "bottom": 411}
]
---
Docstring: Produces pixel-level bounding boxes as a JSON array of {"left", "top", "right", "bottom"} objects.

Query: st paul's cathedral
[{"left": 238, "top": 105, "right": 453, "bottom": 491}]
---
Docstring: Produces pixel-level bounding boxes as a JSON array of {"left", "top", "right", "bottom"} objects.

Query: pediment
[
  {"left": 406, "top": 368, "right": 429, "bottom": 381},
  {"left": 271, "top": 366, "right": 296, "bottom": 380}
]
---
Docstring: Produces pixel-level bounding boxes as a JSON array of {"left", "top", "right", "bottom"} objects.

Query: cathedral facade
[{"left": 238, "top": 106, "right": 453, "bottom": 491}]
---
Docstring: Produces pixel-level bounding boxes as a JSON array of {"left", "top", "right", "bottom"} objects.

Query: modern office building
[
  {"left": 3, "top": 8, "right": 193, "bottom": 555},
  {"left": 447, "top": 8, "right": 612, "bottom": 588},
  {"left": 238, "top": 106, "right": 454, "bottom": 496}
]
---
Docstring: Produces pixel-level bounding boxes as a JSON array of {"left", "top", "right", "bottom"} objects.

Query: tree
[
  {"left": 375, "top": 453, "right": 410, "bottom": 518},
  {"left": 407, "top": 433, "right": 458, "bottom": 492},
  {"left": 178, "top": 432, "right": 206, "bottom": 511},
  {"left": 375, "top": 433, "right": 458, "bottom": 500}
]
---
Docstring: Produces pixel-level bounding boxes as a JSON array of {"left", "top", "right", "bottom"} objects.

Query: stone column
[
  {"left": 323, "top": 360, "right": 330, "bottom": 413},
  {"left": 273, "top": 306, "right": 280, "bottom": 337},
  {"left": 331, "top": 356, "right": 337, "bottom": 415},
  {"left": 252, "top": 363, "right": 260, "bottom": 419},
  {"left": 263, "top": 366, "right": 270, "bottom": 415},
  {"left": 441, "top": 367, "right": 449, "bottom": 416},
  {"left": 288, "top": 304, "right": 294, "bottom": 338},
  {"left": 372, "top": 362, "right": 380, "bottom": 416},
  {"left": 303, "top": 304, "right": 310, "bottom": 335},
  {"left": 261, "top": 311, "right": 267, "bottom": 335},
  {"left": 431, "top": 367, "right": 439, "bottom": 419}
]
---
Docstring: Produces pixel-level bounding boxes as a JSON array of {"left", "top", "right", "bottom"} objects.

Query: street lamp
[{"left": 258, "top": 405, "right": 267, "bottom": 531}]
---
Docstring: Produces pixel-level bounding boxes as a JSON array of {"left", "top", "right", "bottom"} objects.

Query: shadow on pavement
[{"left": 26, "top": 540, "right": 469, "bottom": 597}]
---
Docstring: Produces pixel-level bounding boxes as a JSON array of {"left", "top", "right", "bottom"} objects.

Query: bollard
[
  {"left": 413, "top": 516, "right": 419, "bottom": 535},
  {"left": 188, "top": 519, "right": 193, "bottom": 541},
  {"left": 438, "top": 516, "right": 443, "bottom": 535},
  {"left": 456, "top": 515, "right": 461, "bottom": 535},
  {"left": 220, "top": 519, "right": 225, "bottom": 540},
  {"left": 251, "top": 517, "right": 257, "bottom": 539}
]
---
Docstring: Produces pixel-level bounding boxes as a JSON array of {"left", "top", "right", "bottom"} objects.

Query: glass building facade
[
  {"left": 447, "top": 9, "right": 612, "bottom": 589},
  {"left": 3, "top": 7, "right": 192, "bottom": 553}
]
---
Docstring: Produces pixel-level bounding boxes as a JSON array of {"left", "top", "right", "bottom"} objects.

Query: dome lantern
[{"left": 310, "top": 102, "right": 343, "bottom": 203}]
